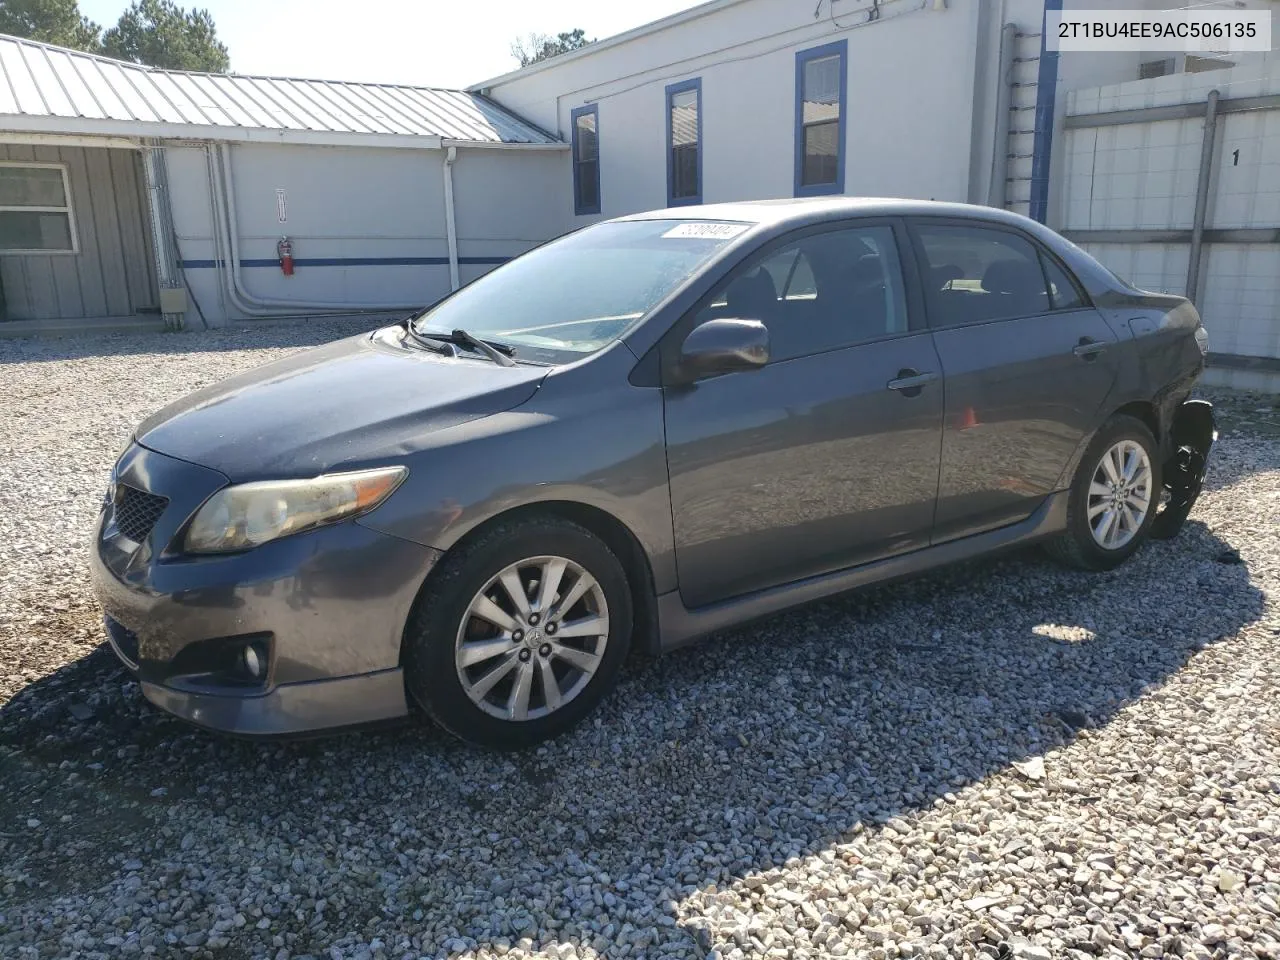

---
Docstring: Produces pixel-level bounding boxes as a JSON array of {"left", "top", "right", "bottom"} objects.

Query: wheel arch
[
  {"left": 404, "top": 500, "right": 662, "bottom": 660},
  {"left": 1112, "top": 399, "right": 1161, "bottom": 448},
  {"left": 1053, "top": 397, "right": 1163, "bottom": 493}
]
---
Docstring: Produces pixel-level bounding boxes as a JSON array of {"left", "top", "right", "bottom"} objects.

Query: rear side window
[
  {"left": 914, "top": 224, "right": 1052, "bottom": 326},
  {"left": 1041, "top": 254, "right": 1087, "bottom": 310},
  {"left": 694, "top": 224, "right": 908, "bottom": 362}
]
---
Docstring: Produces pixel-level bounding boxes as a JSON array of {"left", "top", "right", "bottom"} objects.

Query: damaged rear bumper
[{"left": 1150, "top": 399, "right": 1216, "bottom": 539}]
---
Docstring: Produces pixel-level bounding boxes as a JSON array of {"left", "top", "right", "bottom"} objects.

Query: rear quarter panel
[{"left": 1095, "top": 292, "right": 1206, "bottom": 458}]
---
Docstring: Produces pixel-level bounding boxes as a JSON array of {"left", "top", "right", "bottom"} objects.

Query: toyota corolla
[{"left": 92, "top": 198, "right": 1214, "bottom": 748}]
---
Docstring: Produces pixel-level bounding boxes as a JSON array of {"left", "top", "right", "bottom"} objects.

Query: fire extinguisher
[{"left": 277, "top": 236, "right": 294, "bottom": 276}]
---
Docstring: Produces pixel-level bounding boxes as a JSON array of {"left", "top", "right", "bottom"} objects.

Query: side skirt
[{"left": 656, "top": 490, "right": 1070, "bottom": 652}]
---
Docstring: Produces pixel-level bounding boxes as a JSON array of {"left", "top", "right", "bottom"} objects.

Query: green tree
[
  {"left": 0, "top": 0, "right": 102, "bottom": 52},
  {"left": 102, "top": 0, "right": 228, "bottom": 72},
  {"left": 510, "top": 28, "right": 593, "bottom": 68}
]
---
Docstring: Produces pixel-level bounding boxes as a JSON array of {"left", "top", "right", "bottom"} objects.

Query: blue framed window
[
  {"left": 665, "top": 77, "right": 702, "bottom": 206},
  {"left": 571, "top": 103, "right": 601, "bottom": 216},
  {"left": 794, "top": 40, "right": 847, "bottom": 197}
]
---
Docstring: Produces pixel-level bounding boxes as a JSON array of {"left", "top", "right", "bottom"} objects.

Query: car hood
[{"left": 135, "top": 330, "right": 550, "bottom": 481}]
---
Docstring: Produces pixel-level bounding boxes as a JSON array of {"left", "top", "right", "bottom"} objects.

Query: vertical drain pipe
[
  {"left": 987, "top": 21, "right": 1017, "bottom": 208},
  {"left": 1186, "top": 89, "right": 1221, "bottom": 306},
  {"left": 442, "top": 146, "right": 461, "bottom": 292},
  {"left": 141, "top": 143, "right": 185, "bottom": 331}
]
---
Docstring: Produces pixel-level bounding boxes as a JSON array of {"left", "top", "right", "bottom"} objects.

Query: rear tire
[
  {"left": 1044, "top": 414, "right": 1162, "bottom": 571},
  {"left": 403, "top": 516, "right": 632, "bottom": 749}
]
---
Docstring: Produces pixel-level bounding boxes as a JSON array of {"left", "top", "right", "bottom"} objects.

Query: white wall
[
  {"left": 481, "top": 0, "right": 991, "bottom": 222},
  {"left": 165, "top": 141, "right": 567, "bottom": 324},
  {"left": 478, "top": 0, "right": 1276, "bottom": 231}
]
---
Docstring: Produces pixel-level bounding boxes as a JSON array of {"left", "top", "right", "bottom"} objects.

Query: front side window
[
  {"left": 413, "top": 219, "right": 749, "bottom": 364},
  {"left": 794, "top": 40, "right": 847, "bottom": 196},
  {"left": 666, "top": 78, "right": 702, "bottom": 206},
  {"left": 0, "top": 163, "right": 76, "bottom": 253},
  {"left": 693, "top": 224, "right": 908, "bottom": 362},
  {"left": 914, "top": 224, "right": 1054, "bottom": 327},
  {"left": 571, "top": 104, "right": 601, "bottom": 216}
]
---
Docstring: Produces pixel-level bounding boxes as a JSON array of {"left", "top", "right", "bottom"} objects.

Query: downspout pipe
[
  {"left": 206, "top": 144, "right": 307, "bottom": 318},
  {"left": 442, "top": 146, "right": 461, "bottom": 292},
  {"left": 215, "top": 143, "right": 427, "bottom": 315},
  {"left": 987, "top": 22, "right": 1017, "bottom": 208},
  {"left": 1186, "top": 89, "right": 1220, "bottom": 306}
]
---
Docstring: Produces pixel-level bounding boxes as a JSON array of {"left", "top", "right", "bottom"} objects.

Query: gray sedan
[{"left": 92, "top": 198, "right": 1214, "bottom": 748}]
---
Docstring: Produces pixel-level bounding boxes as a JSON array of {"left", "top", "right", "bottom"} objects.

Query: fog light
[{"left": 241, "top": 644, "right": 264, "bottom": 680}]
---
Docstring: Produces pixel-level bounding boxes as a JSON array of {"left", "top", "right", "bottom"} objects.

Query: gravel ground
[{"left": 1, "top": 321, "right": 1278, "bottom": 960}]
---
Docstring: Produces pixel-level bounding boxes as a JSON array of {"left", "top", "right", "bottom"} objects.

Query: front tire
[
  {"left": 1045, "top": 414, "right": 1162, "bottom": 571},
  {"left": 403, "top": 517, "right": 632, "bottom": 749}
]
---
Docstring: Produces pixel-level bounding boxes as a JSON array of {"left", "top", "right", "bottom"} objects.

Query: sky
[{"left": 78, "top": 0, "right": 708, "bottom": 88}]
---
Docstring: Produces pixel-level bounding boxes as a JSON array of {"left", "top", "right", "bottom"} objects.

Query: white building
[{"left": 0, "top": 34, "right": 566, "bottom": 332}]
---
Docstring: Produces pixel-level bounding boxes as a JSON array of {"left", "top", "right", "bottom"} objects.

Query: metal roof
[{"left": 0, "top": 34, "right": 562, "bottom": 149}]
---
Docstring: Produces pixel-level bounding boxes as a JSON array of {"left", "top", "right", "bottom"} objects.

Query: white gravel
[{"left": 1, "top": 321, "right": 1278, "bottom": 960}]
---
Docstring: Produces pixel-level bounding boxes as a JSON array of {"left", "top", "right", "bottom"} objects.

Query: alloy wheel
[
  {"left": 1087, "top": 439, "right": 1153, "bottom": 550},
  {"left": 454, "top": 555, "right": 610, "bottom": 721}
]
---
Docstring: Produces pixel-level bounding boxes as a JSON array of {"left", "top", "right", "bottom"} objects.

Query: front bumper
[
  {"left": 140, "top": 666, "right": 409, "bottom": 738},
  {"left": 91, "top": 443, "right": 441, "bottom": 737}
]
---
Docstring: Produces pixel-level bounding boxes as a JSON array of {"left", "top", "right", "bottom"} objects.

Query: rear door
[
  {"left": 907, "top": 219, "right": 1119, "bottom": 542},
  {"left": 662, "top": 219, "right": 945, "bottom": 608}
]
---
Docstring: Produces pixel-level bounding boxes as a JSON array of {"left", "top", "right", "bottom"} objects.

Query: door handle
[
  {"left": 886, "top": 369, "right": 938, "bottom": 395},
  {"left": 1073, "top": 337, "right": 1108, "bottom": 360}
]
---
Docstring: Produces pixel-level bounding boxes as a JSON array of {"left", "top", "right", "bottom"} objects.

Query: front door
[
  {"left": 908, "top": 220, "right": 1120, "bottom": 542},
  {"left": 663, "top": 221, "right": 945, "bottom": 609}
]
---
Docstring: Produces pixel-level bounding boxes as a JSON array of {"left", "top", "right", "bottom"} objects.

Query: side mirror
[{"left": 676, "top": 318, "right": 770, "bottom": 382}]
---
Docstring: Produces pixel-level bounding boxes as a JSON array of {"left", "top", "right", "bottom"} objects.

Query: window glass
[
  {"left": 668, "top": 85, "right": 700, "bottom": 203},
  {"left": 798, "top": 49, "right": 843, "bottom": 190},
  {"left": 572, "top": 107, "right": 600, "bottom": 215},
  {"left": 915, "top": 224, "right": 1052, "bottom": 326},
  {"left": 0, "top": 211, "right": 72, "bottom": 251},
  {"left": 1041, "top": 253, "right": 1087, "bottom": 310},
  {"left": 0, "top": 166, "right": 66, "bottom": 206},
  {"left": 414, "top": 219, "right": 745, "bottom": 364},
  {"left": 693, "top": 225, "right": 908, "bottom": 362},
  {"left": 0, "top": 164, "right": 75, "bottom": 252}
]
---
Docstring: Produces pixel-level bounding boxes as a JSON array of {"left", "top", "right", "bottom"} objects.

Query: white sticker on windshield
[{"left": 661, "top": 222, "right": 750, "bottom": 240}]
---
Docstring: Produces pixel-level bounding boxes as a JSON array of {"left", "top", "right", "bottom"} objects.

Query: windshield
[{"left": 412, "top": 219, "right": 751, "bottom": 363}]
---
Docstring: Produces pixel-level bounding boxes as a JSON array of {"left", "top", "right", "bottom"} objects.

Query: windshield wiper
[
  {"left": 429, "top": 327, "right": 518, "bottom": 366},
  {"left": 399, "top": 318, "right": 456, "bottom": 357}
]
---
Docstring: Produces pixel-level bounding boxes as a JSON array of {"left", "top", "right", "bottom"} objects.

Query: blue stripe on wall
[
  {"left": 1029, "top": 0, "right": 1063, "bottom": 224},
  {"left": 180, "top": 255, "right": 513, "bottom": 269}
]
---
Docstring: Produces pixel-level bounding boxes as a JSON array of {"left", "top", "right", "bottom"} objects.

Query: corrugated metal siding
[
  {"left": 1061, "top": 56, "right": 1280, "bottom": 386},
  {"left": 0, "top": 34, "right": 558, "bottom": 145},
  {"left": 0, "top": 144, "right": 157, "bottom": 321}
]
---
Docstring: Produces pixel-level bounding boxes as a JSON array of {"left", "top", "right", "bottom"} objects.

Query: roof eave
[
  {"left": 0, "top": 115, "right": 566, "bottom": 149},
  {"left": 467, "top": 0, "right": 752, "bottom": 92}
]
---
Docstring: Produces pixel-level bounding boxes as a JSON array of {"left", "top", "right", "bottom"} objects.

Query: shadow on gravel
[{"left": 0, "top": 519, "right": 1264, "bottom": 956}]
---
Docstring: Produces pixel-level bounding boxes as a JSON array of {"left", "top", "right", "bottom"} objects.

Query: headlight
[
  {"left": 1194, "top": 325, "right": 1209, "bottom": 356},
  {"left": 184, "top": 466, "right": 407, "bottom": 554}
]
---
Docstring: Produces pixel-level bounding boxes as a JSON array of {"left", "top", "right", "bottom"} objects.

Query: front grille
[{"left": 114, "top": 485, "right": 168, "bottom": 543}]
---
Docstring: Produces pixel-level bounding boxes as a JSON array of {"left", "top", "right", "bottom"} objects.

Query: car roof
[
  {"left": 614, "top": 195, "right": 1145, "bottom": 308},
  {"left": 616, "top": 197, "right": 1040, "bottom": 231}
]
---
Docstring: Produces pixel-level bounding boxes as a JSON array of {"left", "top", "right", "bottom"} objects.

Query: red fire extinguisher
[{"left": 277, "top": 236, "right": 294, "bottom": 276}]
